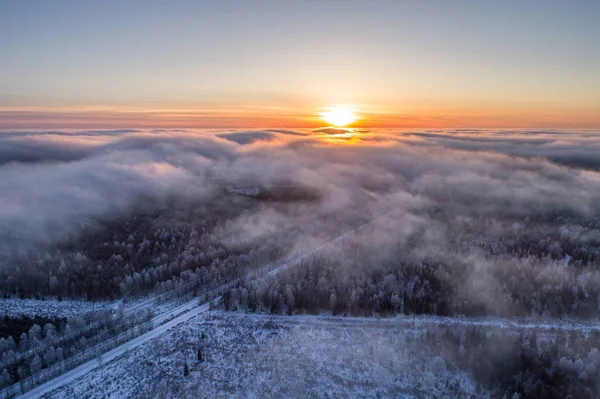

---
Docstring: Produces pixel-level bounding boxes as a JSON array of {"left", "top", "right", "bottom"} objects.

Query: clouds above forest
[
  {"left": 1, "top": 127, "right": 600, "bottom": 319},
  {"left": 397, "top": 129, "right": 600, "bottom": 170},
  {"left": 0, "top": 127, "right": 599, "bottom": 253},
  {"left": 216, "top": 131, "right": 277, "bottom": 145}
]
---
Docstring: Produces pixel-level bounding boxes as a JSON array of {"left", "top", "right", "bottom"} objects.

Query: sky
[{"left": 1, "top": 0, "right": 599, "bottom": 128}]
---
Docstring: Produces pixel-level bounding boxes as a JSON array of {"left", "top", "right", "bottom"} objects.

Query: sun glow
[{"left": 320, "top": 106, "right": 358, "bottom": 127}]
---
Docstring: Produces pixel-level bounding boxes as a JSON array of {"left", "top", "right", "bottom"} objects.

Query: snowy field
[
  {"left": 0, "top": 295, "right": 196, "bottom": 321},
  {"left": 18, "top": 310, "right": 600, "bottom": 398},
  {"left": 44, "top": 311, "right": 486, "bottom": 398},
  {"left": 0, "top": 298, "right": 114, "bottom": 319}
]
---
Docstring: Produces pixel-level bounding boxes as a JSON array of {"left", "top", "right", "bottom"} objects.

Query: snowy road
[
  {"left": 211, "top": 312, "right": 600, "bottom": 334},
  {"left": 19, "top": 302, "right": 210, "bottom": 399}
]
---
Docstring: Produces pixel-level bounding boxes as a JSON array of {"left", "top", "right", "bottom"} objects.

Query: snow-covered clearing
[
  {"left": 37, "top": 311, "right": 600, "bottom": 399},
  {"left": 0, "top": 292, "right": 192, "bottom": 321},
  {"left": 42, "top": 311, "right": 480, "bottom": 399},
  {"left": 0, "top": 298, "right": 113, "bottom": 319}
]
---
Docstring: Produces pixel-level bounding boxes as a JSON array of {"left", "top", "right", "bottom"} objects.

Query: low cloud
[
  {"left": 399, "top": 129, "right": 600, "bottom": 170},
  {"left": 216, "top": 131, "right": 277, "bottom": 144},
  {"left": 1, "top": 127, "right": 599, "bottom": 313},
  {"left": 312, "top": 128, "right": 351, "bottom": 135},
  {"left": 265, "top": 129, "right": 310, "bottom": 136}
]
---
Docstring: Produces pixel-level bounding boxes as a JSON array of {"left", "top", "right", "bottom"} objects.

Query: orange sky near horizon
[{"left": 1, "top": 103, "right": 599, "bottom": 130}]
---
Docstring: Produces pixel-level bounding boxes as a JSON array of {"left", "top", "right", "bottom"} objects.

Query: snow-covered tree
[{"left": 30, "top": 354, "right": 42, "bottom": 374}]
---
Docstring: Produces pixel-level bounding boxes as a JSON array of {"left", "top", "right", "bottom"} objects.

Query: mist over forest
[
  {"left": 1, "top": 128, "right": 600, "bottom": 398},
  {"left": 1, "top": 128, "right": 599, "bottom": 303}
]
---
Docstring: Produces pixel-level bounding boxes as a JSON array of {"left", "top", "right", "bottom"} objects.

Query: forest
[{"left": 1, "top": 128, "right": 600, "bottom": 397}]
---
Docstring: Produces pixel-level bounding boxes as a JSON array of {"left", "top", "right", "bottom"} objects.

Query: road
[
  {"left": 216, "top": 312, "right": 600, "bottom": 334},
  {"left": 19, "top": 302, "right": 211, "bottom": 399}
]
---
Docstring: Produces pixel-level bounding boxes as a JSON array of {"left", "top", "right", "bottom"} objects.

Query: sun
[{"left": 320, "top": 106, "right": 358, "bottom": 127}]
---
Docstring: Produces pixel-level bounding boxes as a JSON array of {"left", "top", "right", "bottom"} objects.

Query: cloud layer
[
  {"left": 1, "top": 127, "right": 599, "bottom": 313},
  {"left": 1, "top": 128, "right": 599, "bottom": 243}
]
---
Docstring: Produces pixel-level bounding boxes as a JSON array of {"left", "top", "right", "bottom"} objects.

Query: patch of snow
[
  {"left": 42, "top": 312, "right": 482, "bottom": 398},
  {"left": 0, "top": 298, "right": 113, "bottom": 319}
]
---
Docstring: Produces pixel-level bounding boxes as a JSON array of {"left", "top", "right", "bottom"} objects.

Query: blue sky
[{"left": 1, "top": 0, "right": 599, "bottom": 127}]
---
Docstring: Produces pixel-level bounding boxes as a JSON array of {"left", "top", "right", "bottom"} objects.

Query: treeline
[
  {"left": 223, "top": 233, "right": 600, "bottom": 319},
  {"left": 0, "top": 305, "right": 152, "bottom": 390},
  {"left": 453, "top": 215, "right": 600, "bottom": 265},
  {"left": 0, "top": 196, "right": 295, "bottom": 300},
  {"left": 416, "top": 325, "right": 600, "bottom": 399},
  {"left": 1, "top": 223, "right": 229, "bottom": 300},
  {"left": 0, "top": 316, "right": 61, "bottom": 345},
  {"left": 0, "top": 237, "right": 292, "bottom": 393}
]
